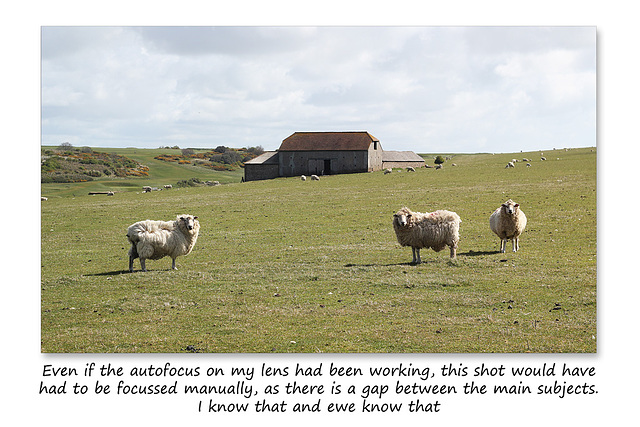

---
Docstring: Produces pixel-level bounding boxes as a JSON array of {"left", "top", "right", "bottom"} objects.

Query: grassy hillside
[
  {"left": 40, "top": 147, "right": 597, "bottom": 353},
  {"left": 41, "top": 146, "right": 245, "bottom": 198}
]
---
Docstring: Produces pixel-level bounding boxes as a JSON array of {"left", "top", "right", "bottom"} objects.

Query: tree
[{"left": 434, "top": 155, "right": 445, "bottom": 165}]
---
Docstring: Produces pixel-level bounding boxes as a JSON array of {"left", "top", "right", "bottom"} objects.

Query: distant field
[
  {"left": 41, "top": 147, "right": 597, "bottom": 353},
  {"left": 41, "top": 146, "right": 245, "bottom": 198}
]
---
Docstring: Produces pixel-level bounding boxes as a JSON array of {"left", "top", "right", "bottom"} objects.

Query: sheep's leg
[
  {"left": 415, "top": 248, "right": 422, "bottom": 264},
  {"left": 129, "top": 256, "right": 134, "bottom": 272},
  {"left": 171, "top": 258, "right": 177, "bottom": 270},
  {"left": 140, "top": 258, "right": 147, "bottom": 272},
  {"left": 450, "top": 245, "right": 457, "bottom": 259},
  {"left": 513, "top": 237, "right": 519, "bottom": 252},
  {"left": 500, "top": 239, "right": 506, "bottom": 253}
]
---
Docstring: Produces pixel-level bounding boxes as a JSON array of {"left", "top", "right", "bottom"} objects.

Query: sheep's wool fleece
[
  {"left": 489, "top": 201, "right": 527, "bottom": 239},
  {"left": 393, "top": 208, "right": 461, "bottom": 252},
  {"left": 127, "top": 215, "right": 200, "bottom": 261}
]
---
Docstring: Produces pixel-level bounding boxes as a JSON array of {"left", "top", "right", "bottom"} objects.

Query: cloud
[{"left": 41, "top": 26, "right": 596, "bottom": 152}]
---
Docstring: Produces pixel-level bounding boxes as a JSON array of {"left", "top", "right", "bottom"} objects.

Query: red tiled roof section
[{"left": 279, "top": 131, "right": 379, "bottom": 151}]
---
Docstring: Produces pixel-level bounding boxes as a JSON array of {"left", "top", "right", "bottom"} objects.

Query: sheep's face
[
  {"left": 501, "top": 200, "right": 519, "bottom": 215},
  {"left": 179, "top": 215, "right": 199, "bottom": 231},
  {"left": 393, "top": 209, "right": 412, "bottom": 227}
]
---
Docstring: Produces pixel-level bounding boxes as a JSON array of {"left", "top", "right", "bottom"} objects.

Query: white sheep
[
  {"left": 541, "top": 157, "right": 547, "bottom": 161},
  {"left": 435, "top": 164, "right": 443, "bottom": 170},
  {"left": 406, "top": 167, "right": 416, "bottom": 172},
  {"left": 393, "top": 207, "right": 461, "bottom": 263},
  {"left": 301, "top": 175, "right": 307, "bottom": 181},
  {"left": 41, "top": 196, "right": 48, "bottom": 201},
  {"left": 164, "top": 184, "right": 173, "bottom": 189},
  {"left": 489, "top": 199, "right": 527, "bottom": 253},
  {"left": 126, "top": 214, "right": 200, "bottom": 272},
  {"left": 384, "top": 168, "right": 393, "bottom": 174},
  {"left": 311, "top": 175, "right": 320, "bottom": 180},
  {"left": 506, "top": 162, "right": 515, "bottom": 168}
]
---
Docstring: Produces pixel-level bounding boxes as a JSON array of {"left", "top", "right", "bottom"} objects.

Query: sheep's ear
[
  {"left": 193, "top": 216, "right": 198, "bottom": 219},
  {"left": 514, "top": 204, "right": 519, "bottom": 208}
]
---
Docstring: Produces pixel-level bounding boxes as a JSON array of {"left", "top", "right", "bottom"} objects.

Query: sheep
[
  {"left": 406, "top": 166, "right": 416, "bottom": 172},
  {"left": 526, "top": 163, "right": 532, "bottom": 167},
  {"left": 489, "top": 199, "right": 527, "bottom": 253},
  {"left": 142, "top": 186, "right": 152, "bottom": 193},
  {"left": 41, "top": 196, "right": 48, "bottom": 201},
  {"left": 301, "top": 175, "right": 307, "bottom": 181},
  {"left": 435, "top": 164, "right": 443, "bottom": 170},
  {"left": 384, "top": 168, "right": 393, "bottom": 174},
  {"left": 311, "top": 175, "right": 320, "bottom": 180},
  {"left": 126, "top": 214, "right": 200, "bottom": 272},
  {"left": 505, "top": 162, "right": 515, "bottom": 168},
  {"left": 164, "top": 184, "right": 173, "bottom": 189},
  {"left": 392, "top": 207, "right": 461, "bottom": 263},
  {"left": 107, "top": 191, "right": 114, "bottom": 196},
  {"left": 541, "top": 157, "right": 547, "bottom": 161}
]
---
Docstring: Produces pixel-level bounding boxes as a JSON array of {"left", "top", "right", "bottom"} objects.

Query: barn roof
[
  {"left": 279, "top": 131, "right": 380, "bottom": 151},
  {"left": 382, "top": 151, "right": 425, "bottom": 162},
  {"left": 244, "top": 151, "right": 279, "bottom": 165}
]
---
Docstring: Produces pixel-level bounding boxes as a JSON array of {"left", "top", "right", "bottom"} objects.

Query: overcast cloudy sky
[{"left": 41, "top": 26, "right": 595, "bottom": 153}]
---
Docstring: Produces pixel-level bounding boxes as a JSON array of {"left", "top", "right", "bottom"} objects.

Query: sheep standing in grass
[
  {"left": 489, "top": 199, "right": 527, "bottom": 253},
  {"left": 127, "top": 214, "right": 200, "bottom": 272},
  {"left": 393, "top": 207, "right": 461, "bottom": 263}
]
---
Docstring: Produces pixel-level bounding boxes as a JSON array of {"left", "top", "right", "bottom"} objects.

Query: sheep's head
[
  {"left": 177, "top": 214, "right": 199, "bottom": 232},
  {"left": 501, "top": 199, "right": 519, "bottom": 215},
  {"left": 393, "top": 207, "right": 413, "bottom": 227}
]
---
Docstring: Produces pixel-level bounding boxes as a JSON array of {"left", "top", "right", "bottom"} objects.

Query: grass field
[
  {"left": 40, "top": 147, "right": 596, "bottom": 353},
  {"left": 40, "top": 146, "right": 245, "bottom": 198}
]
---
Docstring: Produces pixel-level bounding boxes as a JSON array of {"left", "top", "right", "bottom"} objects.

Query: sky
[{"left": 41, "top": 26, "right": 596, "bottom": 153}]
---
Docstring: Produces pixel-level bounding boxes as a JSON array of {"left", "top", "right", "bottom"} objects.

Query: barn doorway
[{"left": 323, "top": 159, "right": 332, "bottom": 175}]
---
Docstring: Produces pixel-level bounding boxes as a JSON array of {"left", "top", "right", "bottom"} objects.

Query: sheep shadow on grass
[
  {"left": 83, "top": 270, "right": 136, "bottom": 276},
  {"left": 458, "top": 250, "right": 501, "bottom": 256}
]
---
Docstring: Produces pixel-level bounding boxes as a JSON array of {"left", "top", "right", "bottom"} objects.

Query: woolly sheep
[
  {"left": 406, "top": 166, "right": 416, "bottom": 172},
  {"left": 526, "top": 163, "right": 532, "bottom": 167},
  {"left": 384, "top": 168, "right": 393, "bottom": 174},
  {"left": 392, "top": 207, "right": 461, "bottom": 263},
  {"left": 506, "top": 162, "right": 515, "bottom": 168},
  {"left": 311, "top": 175, "right": 320, "bottom": 180},
  {"left": 541, "top": 157, "right": 547, "bottom": 161},
  {"left": 435, "top": 164, "right": 443, "bottom": 170},
  {"left": 164, "top": 184, "right": 173, "bottom": 189},
  {"left": 301, "top": 175, "right": 307, "bottom": 181},
  {"left": 126, "top": 214, "right": 200, "bottom": 272},
  {"left": 41, "top": 196, "right": 48, "bottom": 201},
  {"left": 489, "top": 199, "right": 527, "bottom": 253}
]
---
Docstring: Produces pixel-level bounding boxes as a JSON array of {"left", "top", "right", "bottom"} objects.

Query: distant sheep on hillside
[
  {"left": 126, "top": 214, "right": 200, "bottom": 272},
  {"left": 301, "top": 175, "right": 307, "bottom": 181},
  {"left": 393, "top": 207, "right": 461, "bottom": 263},
  {"left": 489, "top": 199, "right": 527, "bottom": 253},
  {"left": 384, "top": 168, "right": 393, "bottom": 174},
  {"left": 506, "top": 162, "right": 515, "bottom": 168},
  {"left": 311, "top": 175, "right": 320, "bottom": 181}
]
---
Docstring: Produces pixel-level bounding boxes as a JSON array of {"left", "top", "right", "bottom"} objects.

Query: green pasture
[
  {"left": 41, "top": 147, "right": 597, "bottom": 353},
  {"left": 41, "top": 146, "right": 244, "bottom": 198}
]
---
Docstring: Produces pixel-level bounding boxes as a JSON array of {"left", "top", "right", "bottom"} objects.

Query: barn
[
  {"left": 382, "top": 151, "right": 426, "bottom": 169},
  {"left": 278, "top": 131, "right": 383, "bottom": 177},
  {"left": 244, "top": 131, "right": 422, "bottom": 181}
]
